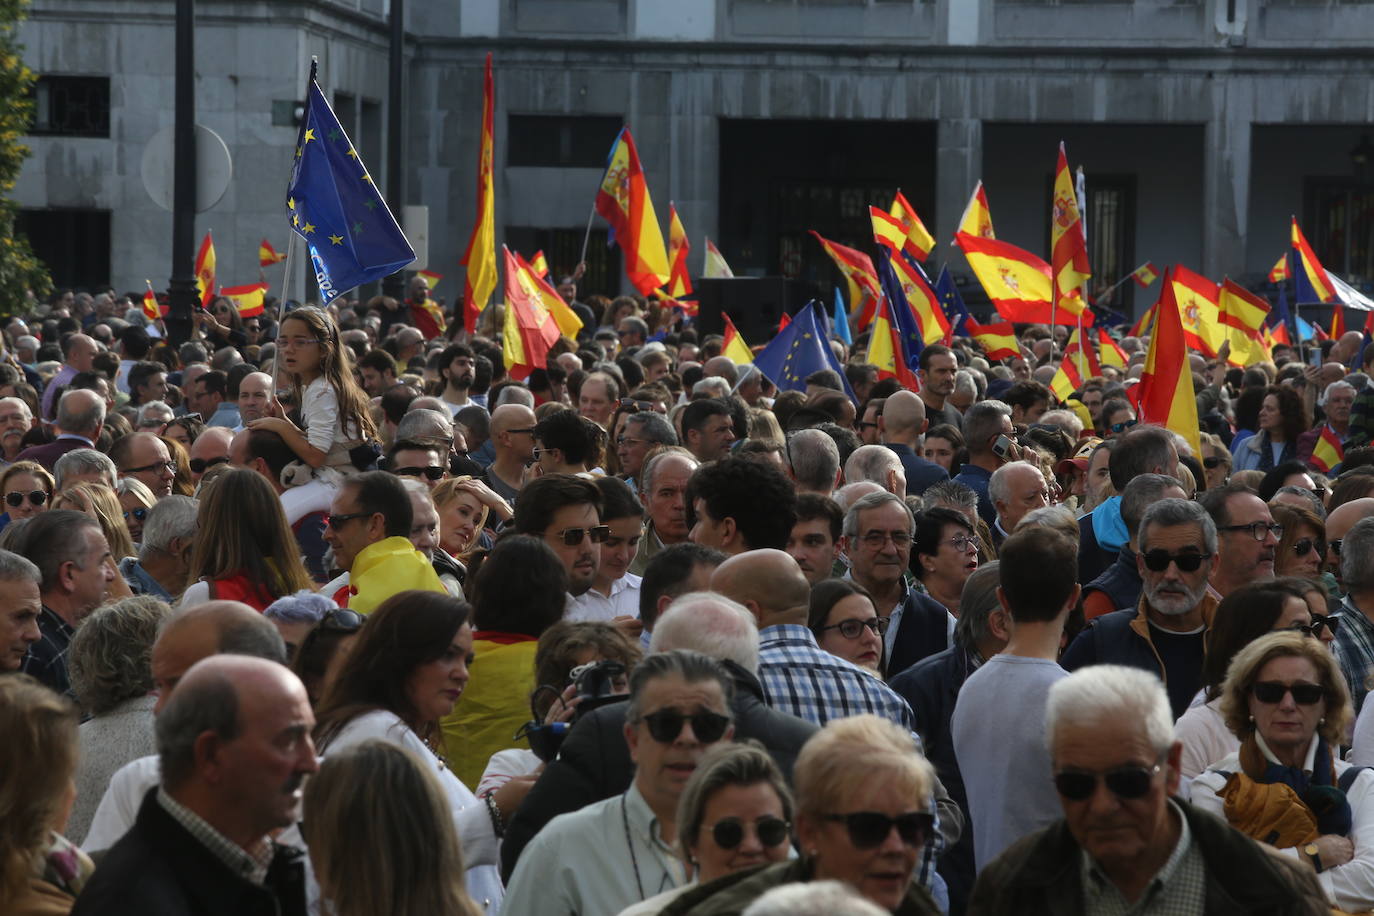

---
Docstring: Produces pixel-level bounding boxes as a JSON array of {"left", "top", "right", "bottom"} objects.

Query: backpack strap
[{"left": 1339, "top": 766, "right": 1371, "bottom": 794}]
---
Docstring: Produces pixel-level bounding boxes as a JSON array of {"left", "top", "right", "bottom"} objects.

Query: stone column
[{"left": 936, "top": 117, "right": 983, "bottom": 246}]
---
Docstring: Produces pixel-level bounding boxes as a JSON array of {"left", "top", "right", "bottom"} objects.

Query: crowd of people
[{"left": 8, "top": 277, "right": 1374, "bottom": 914}]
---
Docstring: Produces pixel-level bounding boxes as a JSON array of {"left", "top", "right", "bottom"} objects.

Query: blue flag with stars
[
  {"left": 286, "top": 74, "right": 414, "bottom": 304},
  {"left": 934, "top": 265, "right": 971, "bottom": 339},
  {"left": 832, "top": 286, "right": 851, "bottom": 345},
  {"left": 754, "top": 301, "right": 856, "bottom": 401}
]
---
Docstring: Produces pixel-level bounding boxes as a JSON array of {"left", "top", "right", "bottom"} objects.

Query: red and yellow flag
[
  {"left": 1049, "top": 348, "right": 1087, "bottom": 403},
  {"left": 958, "top": 181, "right": 995, "bottom": 239},
  {"left": 142, "top": 280, "right": 164, "bottom": 321},
  {"left": 1331, "top": 304, "right": 1346, "bottom": 340},
  {"left": 512, "top": 251, "right": 582, "bottom": 339},
  {"left": 966, "top": 319, "right": 1020, "bottom": 361},
  {"left": 810, "top": 230, "right": 881, "bottom": 328},
  {"left": 722, "top": 313, "right": 753, "bottom": 365},
  {"left": 703, "top": 238, "right": 733, "bottom": 279},
  {"left": 956, "top": 232, "right": 1092, "bottom": 326},
  {"left": 668, "top": 204, "right": 692, "bottom": 298},
  {"left": 1218, "top": 279, "right": 1270, "bottom": 368},
  {"left": 1171, "top": 265, "right": 1223, "bottom": 358},
  {"left": 1098, "top": 328, "right": 1129, "bottom": 368},
  {"left": 1135, "top": 268, "right": 1202, "bottom": 457},
  {"left": 258, "top": 239, "right": 286, "bottom": 267},
  {"left": 870, "top": 206, "right": 910, "bottom": 257},
  {"left": 1050, "top": 143, "right": 1091, "bottom": 310},
  {"left": 194, "top": 231, "right": 216, "bottom": 308},
  {"left": 1268, "top": 253, "right": 1289, "bottom": 284},
  {"left": 888, "top": 251, "right": 951, "bottom": 347},
  {"left": 417, "top": 269, "right": 443, "bottom": 291},
  {"left": 460, "top": 52, "right": 498, "bottom": 332},
  {"left": 866, "top": 293, "right": 920, "bottom": 390},
  {"left": 1128, "top": 304, "right": 1156, "bottom": 339},
  {"left": 1131, "top": 263, "right": 1159, "bottom": 288},
  {"left": 596, "top": 127, "right": 671, "bottom": 297},
  {"left": 889, "top": 190, "right": 935, "bottom": 262},
  {"left": 219, "top": 282, "right": 268, "bottom": 318},
  {"left": 1292, "top": 217, "right": 1335, "bottom": 303},
  {"left": 1310, "top": 425, "right": 1344, "bottom": 474},
  {"left": 501, "top": 246, "right": 561, "bottom": 380},
  {"left": 529, "top": 251, "right": 549, "bottom": 279}
]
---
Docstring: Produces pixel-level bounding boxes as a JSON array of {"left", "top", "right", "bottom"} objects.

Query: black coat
[
  {"left": 71, "top": 789, "right": 306, "bottom": 916},
  {"left": 500, "top": 660, "right": 817, "bottom": 881},
  {"left": 887, "top": 590, "right": 954, "bottom": 681}
]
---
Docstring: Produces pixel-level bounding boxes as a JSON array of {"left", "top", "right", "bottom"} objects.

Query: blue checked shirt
[{"left": 1334, "top": 595, "right": 1374, "bottom": 716}]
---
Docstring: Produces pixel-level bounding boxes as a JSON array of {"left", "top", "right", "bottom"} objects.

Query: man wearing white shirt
[{"left": 569, "top": 478, "right": 645, "bottom": 629}]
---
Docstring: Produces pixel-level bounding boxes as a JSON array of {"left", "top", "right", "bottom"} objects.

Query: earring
[
  {"left": 1320, "top": 717, "right": 1327, "bottom": 725},
  {"left": 1248, "top": 715, "right": 1255, "bottom": 723}
]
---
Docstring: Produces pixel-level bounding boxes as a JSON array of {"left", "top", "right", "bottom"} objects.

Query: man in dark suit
[
  {"left": 72, "top": 654, "right": 315, "bottom": 916},
  {"left": 15, "top": 388, "right": 104, "bottom": 472},
  {"left": 880, "top": 390, "right": 949, "bottom": 498}
]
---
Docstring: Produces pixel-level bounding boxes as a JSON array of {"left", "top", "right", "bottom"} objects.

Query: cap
[{"left": 1055, "top": 436, "right": 1103, "bottom": 475}]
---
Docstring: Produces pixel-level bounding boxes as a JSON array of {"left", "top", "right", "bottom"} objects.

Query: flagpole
[
  {"left": 577, "top": 202, "right": 596, "bottom": 268},
  {"left": 271, "top": 56, "right": 316, "bottom": 407}
]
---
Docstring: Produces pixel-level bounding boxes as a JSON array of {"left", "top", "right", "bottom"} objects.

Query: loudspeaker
[{"left": 695, "top": 277, "right": 821, "bottom": 342}]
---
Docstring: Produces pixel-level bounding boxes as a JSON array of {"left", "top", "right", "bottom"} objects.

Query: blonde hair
[
  {"left": 1220, "top": 630, "right": 1352, "bottom": 746},
  {"left": 301, "top": 740, "right": 482, "bottom": 916},
  {"left": 160, "top": 435, "right": 195, "bottom": 497},
  {"left": 0, "top": 459, "right": 53, "bottom": 497},
  {"left": 794, "top": 714, "right": 933, "bottom": 819},
  {"left": 278, "top": 307, "right": 378, "bottom": 443},
  {"left": 53, "top": 482, "right": 136, "bottom": 561},
  {"left": 0, "top": 676, "right": 79, "bottom": 900},
  {"left": 747, "top": 408, "right": 785, "bottom": 446},
  {"left": 431, "top": 476, "right": 489, "bottom": 560}
]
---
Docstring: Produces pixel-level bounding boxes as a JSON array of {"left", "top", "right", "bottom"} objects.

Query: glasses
[
  {"left": 619, "top": 397, "right": 662, "bottom": 413},
  {"left": 531, "top": 447, "right": 548, "bottom": 461},
  {"left": 640, "top": 709, "right": 732, "bottom": 744},
  {"left": 1251, "top": 681, "right": 1325, "bottom": 705},
  {"left": 275, "top": 336, "right": 321, "bottom": 349},
  {"left": 137, "top": 418, "right": 170, "bottom": 430},
  {"left": 123, "top": 460, "right": 177, "bottom": 475},
  {"left": 820, "top": 811, "right": 932, "bottom": 850},
  {"left": 859, "top": 531, "right": 913, "bottom": 549},
  {"left": 1309, "top": 613, "right": 1342, "bottom": 638},
  {"left": 1109, "top": 418, "right": 1139, "bottom": 433},
  {"left": 507, "top": 427, "right": 536, "bottom": 436},
  {"left": 1203, "top": 456, "right": 1227, "bottom": 469},
  {"left": 707, "top": 816, "right": 791, "bottom": 850},
  {"left": 1292, "top": 537, "right": 1328, "bottom": 558},
  {"left": 1054, "top": 763, "right": 1161, "bottom": 802},
  {"left": 1330, "top": 539, "right": 1343, "bottom": 557},
  {"left": 188, "top": 455, "right": 228, "bottom": 475},
  {"left": 396, "top": 466, "right": 445, "bottom": 481},
  {"left": 1221, "top": 522, "right": 1283, "bottom": 541},
  {"left": 617, "top": 436, "right": 647, "bottom": 448},
  {"left": 554, "top": 525, "right": 610, "bottom": 546},
  {"left": 123, "top": 506, "right": 149, "bottom": 523},
  {"left": 943, "top": 534, "right": 978, "bottom": 553},
  {"left": 1141, "top": 550, "right": 1212, "bottom": 573},
  {"left": 817, "top": 616, "right": 891, "bottom": 640},
  {"left": 858, "top": 421, "right": 879, "bottom": 430},
  {"left": 4, "top": 489, "right": 46, "bottom": 508},
  {"left": 324, "top": 512, "right": 372, "bottom": 530},
  {"left": 298, "top": 608, "right": 365, "bottom": 659}
]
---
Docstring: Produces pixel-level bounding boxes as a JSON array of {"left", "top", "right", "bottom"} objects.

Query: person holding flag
[{"left": 1297, "top": 380, "right": 1354, "bottom": 473}]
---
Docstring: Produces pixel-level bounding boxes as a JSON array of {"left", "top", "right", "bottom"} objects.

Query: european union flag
[
  {"left": 832, "top": 286, "right": 851, "bottom": 346},
  {"left": 934, "top": 265, "right": 970, "bottom": 339},
  {"left": 754, "top": 301, "right": 856, "bottom": 400},
  {"left": 286, "top": 70, "right": 414, "bottom": 305},
  {"left": 876, "top": 250, "right": 925, "bottom": 373}
]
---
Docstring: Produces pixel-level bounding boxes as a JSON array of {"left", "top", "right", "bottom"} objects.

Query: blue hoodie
[{"left": 1091, "top": 495, "right": 1128, "bottom": 553}]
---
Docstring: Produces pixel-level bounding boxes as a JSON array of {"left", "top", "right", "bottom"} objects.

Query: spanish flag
[
  {"left": 1049, "top": 328, "right": 1098, "bottom": 402},
  {"left": 1131, "top": 262, "right": 1159, "bottom": 288},
  {"left": 596, "top": 126, "right": 671, "bottom": 297},
  {"left": 194, "top": 231, "right": 216, "bottom": 308},
  {"left": 529, "top": 251, "right": 549, "bottom": 279},
  {"left": 1171, "top": 265, "right": 1223, "bottom": 358},
  {"left": 1128, "top": 304, "right": 1156, "bottom": 339},
  {"left": 870, "top": 206, "right": 910, "bottom": 257},
  {"left": 966, "top": 319, "right": 1019, "bottom": 361},
  {"left": 1268, "top": 252, "right": 1289, "bottom": 284},
  {"left": 1135, "top": 267, "right": 1202, "bottom": 458},
  {"left": 667, "top": 204, "right": 692, "bottom": 298},
  {"left": 1291, "top": 217, "right": 1335, "bottom": 303},
  {"left": 513, "top": 251, "right": 582, "bottom": 339},
  {"left": 219, "top": 282, "right": 268, "bottom": 318},
  {"left": 1331, "top": 304, "right": 1346, "bottom": 340},
  {"left": 810, "top": 230, "right": 881, "bottom": 328},
  {"left": 1309, "top": 425, "right": 1344, "bottom": 474},
  {"left": 958, "top": 181, "right": 995, "bottom": 239},
  {"left": 1050, "top": 143, "right": 1091, "bottom": 309},
  {"left": 703, "top": 237, "right": 734, "bottom": 278},
  {"left": 866, "top": 293, "right": 919, "bottom": 390},
  {"left": 258, "top": 239, "right": 286, "bottom": 267},
  {"left": 142, "top": 280, "right": 165, "bottom": 321},
  {"left": 956, "top": 231, "right": 1091, "bottom": 326},
  {"left": 1098, "top": 328, "right": 1129, "bottom": 368},
  {"left": 1218, "top": 279, "right": 1270, "bottom": 368},
  {"left": 888, "top": 251, "right": 950, "bottom": 347},
  {"left": 722, "top": 313, "right": 753, "bottom": 365},
  {"left": 889, "top": 190, "right": 935, "bottom": 262},
  {"left": 418, "top": 269, "right": 442, "bottom": 290},
  {"left": 501, "top": 246, "right": 561, "bottom": 380},
  {"left": 460, "top": 53, "right": 498, "bottom": 332}
]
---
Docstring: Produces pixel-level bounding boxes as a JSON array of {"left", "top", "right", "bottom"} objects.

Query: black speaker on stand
[{"left": 695, "top": 277, "right": 821, "bottom": 342}]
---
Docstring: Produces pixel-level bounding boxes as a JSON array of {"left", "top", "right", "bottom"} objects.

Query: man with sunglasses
[
  {"left": 1081, "top": 474, "right": 1188, "bottom": 621},
  {"left": 187, "top": 426, "right": 233, "bottom": 487},
  {"left": 969, "top": 665, "right": 1326, "bottom": 914},
  {"left": 386, "top": 437, "right": 448, "bottom": 490},
  {"left": 1062, "top": 499, "right": 1220, "bottom": 721},
  {"left": 514, "top": 474, "right": 605, "bottom": 599},
  {"left": 502, "top": 650, "right": 736, "bottom": 916},
  {"left": 484, "top": 403, "right": 537, "bottom": 503}
]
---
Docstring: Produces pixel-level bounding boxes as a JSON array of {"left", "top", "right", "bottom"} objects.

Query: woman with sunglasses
[
  {"left": 312, "top": 590, "right": 506, "bottom": 912},
  {"left": 0, "top": 459, "right": 51, "bottom": 527},
  {"left": 618, "top": 742, "right": 794, "bottom": 916},
  {"left": 809, "top": 579, "right": 887, "bottom": 675},
  {"left": 115, "top": 477, "right": 155, "bottom": 545},
  {"left": 909, "top": 507, "right": 979, "bottom": 624},
  {"left": 1174, "top": 580, "right": 1327, "bottom": 788},
  {"left": 1190, "top": 631, "right": 1374, "bottom": 912},
  {"left": 1272, "top": 503, "right": 1328, "bottom": 581},
  {"left": 1199, "top": 432, "right": 1232, "bottom": 490},
  {"left": 662, "top": 714, "right": 941, "bottom": 915}
]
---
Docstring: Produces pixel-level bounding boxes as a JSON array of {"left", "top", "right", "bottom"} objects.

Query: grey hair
[
  {"left": 139, "top": 495, "right": 199, "bottom": 559},
  {"left": 843, "top": 444, "right": 902, "bottom": 488},
  {"left": 1120, "top": 473, "right": 1183, "bottom": 539},
  {"left": 156, "top": 670, "right": 241, "bottom": 789},
  {"left": 117, "top": 476, "right": 157, "bottom": 509},
  {"left": 54, "top": 448, "right": 118, "bottom": 490},
  {"left": 677, "top": 742, "right": 793, "bottom": 865},
  {"left": 495, "top": 386, "right": 535, "bottom": 408},
  {"left": 1322, "top": 380, "right": 1356, "bottom": 406},
  {"left": 650, "top": 591, "right": 760, "bottom": 674},
  {"left": 1037, "top": 409, "right": 1084, "bottom": 439},
  {"left": 395, "top": 408, "right": 452, "bottom": 442},
  {"left": 954, "top": 562, "right": 1002, "bottom": 651},
  {"left": 626, "top": 412, "right": 678, "bottom": 448},
  {"left": 1343, "top": 517, "right": 1374, "bottom": 592},
  {"left": 1045, "top": 665, "right": 1173, "bottom": 756},
  {"left": 922, "top": 479, "right": 979, "bottom": 514},
  {"left": 69, "top": 596, "right": 173, "bottom": 715},
  {"left": 787, "top": 429, "right": 840, "bottom": 493},
  {"left": 692, "top": 376, "right": 731, "bottom": 399},
  {"left": 136, "top": 400, "right": 174, "bottom": 427},
  {"left": 953, "top": 369, "right": 978, "bottom": 402},
  {"left": 625, "top": 649, "right": 735, "bottom": 723},
  {"left": 640, "top": 446, "right": 698, "bottom": 497},
  {"left": 398, "top": 476, "right": 434, "bottom": 503},
  {"left": 987, "top": 460, "right": 1043, "bottom": 509},
  {"left": 619, "top": 315, "right": 649, "bottom": 337},
  {"left": 1015, "top": 505, "right": 1079, "bottom": 544},
  {"left": 0, "top": 547, "right": 40, "bottom": 587},
  {"left": 962, "top": 400, "right": 1012, "bottom": 456},
  {"left": 833, "top": 481, "right": 884, "bottom": 513},
  {"left": 263, "top": 589, "right": 337, "bottom": 626},
  {"left": 841, "top": 490, "right": 913, "bottom": 540},
  {"left": 741, "top": 881, "right": 886, "bottom": 916},
  {"left": 1273, "top": 485, "right": 1326, "bottom": 520},
  {"left": 1138, "top": 498, "right": 1218, "bottom": 555},
  {"left": 56, "top": 387, "right": 106, "bottom": 435}
]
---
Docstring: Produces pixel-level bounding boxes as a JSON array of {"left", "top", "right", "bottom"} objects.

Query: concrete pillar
[
  {"left": 1202, "top": 93, "right": 1253, "bottom": 278},
  {"left": 936, "top": 118, "right": 983, "bottom": 246}
]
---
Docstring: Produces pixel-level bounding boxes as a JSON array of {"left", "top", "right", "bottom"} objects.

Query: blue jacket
[
  {"left": 952, "top": 465, "right": 995, "bottom": 526},
  {"left": 1082, "top": 546, "right": 1143, "bottom": 616},
  {"left": 886, "top": 442, "right": 949, "bottom": 498}
]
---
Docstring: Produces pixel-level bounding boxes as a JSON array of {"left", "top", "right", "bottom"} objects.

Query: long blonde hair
[
  {"left": 52, "top": 482, "right": 136, "bottom": 561},
  {"left": 431, "top": 476, "right": 489, "bottom": 560},
  {"left": 278, "top": 307, "right": 377, "bottom": 443},
  {"left": 302, "top": 740, "right": 482, "bottom": 916}
]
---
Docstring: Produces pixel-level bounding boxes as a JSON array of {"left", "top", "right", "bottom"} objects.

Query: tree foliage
[{"left": 0, "top": 0, "right": 49, "bottom": 310}]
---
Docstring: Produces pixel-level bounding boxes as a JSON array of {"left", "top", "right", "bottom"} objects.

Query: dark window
[
  {"left": 16, "top": 209, "right": 111, "bottom": 290},
  {"left": 1305, "top": 180, "right": 1374, "bottom": 283},
  {"left": 29, "top": 76, "right": 110, "bottom": 137},
  {"left": 507, "top": 115, "right": 623, "bottom": 168},
  {"left": 1042, "top": 173, "right": 1137, "bottom": 312},
  {"left": 504, "top": 226, "right": 620, "bottom": 300}
]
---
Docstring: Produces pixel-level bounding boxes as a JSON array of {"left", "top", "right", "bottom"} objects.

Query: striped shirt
[
  {"left": 757, "top": 624, "right": 916, "bottom": 730},
  {"left": 1334, "top": 595, "right": 1374, "bottom": 715}
]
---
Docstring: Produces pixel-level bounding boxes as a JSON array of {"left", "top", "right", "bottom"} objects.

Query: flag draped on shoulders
[
  {"left": 1134, "top": 267, "right": 1202, "bottom": 457},
  {"left": 595, "top": 127, "right": 670, "bottom": 297},
  {"left": 460, "top": 53, "right": 497, "bottom": 332}
]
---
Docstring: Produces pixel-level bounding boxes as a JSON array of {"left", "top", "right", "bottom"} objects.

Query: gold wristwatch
[{"left": 1304, "top": 842, "right": 1324, "bottom": 873}]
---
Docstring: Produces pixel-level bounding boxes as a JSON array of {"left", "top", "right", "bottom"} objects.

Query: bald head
[
  {"left": 56, "top": 387, "right": 105, "bottom": 437},
  {"left": 189, "top": 426, "right": 234, "bottom": 482},
  {"left": 152, "top": 600, "right": 287, "bottom": 713},
  {"left": 701, "top": 356, "right": 738, "bottom": 386},
  {"left": 491, "top": 403, "right": 537, "bottom": 436},
  {"left": 881, "top": 390, "right": 926, "bottom": 443},
  {"left": 1329, "top": 497, "right": 1374, "bottom": 542},
  {"left": 709, "top": 548, "right": 811, "bottom": 628}
]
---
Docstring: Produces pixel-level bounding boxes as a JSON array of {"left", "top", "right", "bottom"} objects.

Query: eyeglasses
[
  {"left": 275, "top": 336, "right": 322, "bottom": 349},
  {"left": 553, "top": 525, "right": 610, "bottom": 546},
  {"left": 1330, "top": 539, "right": 1343, "bottom": 557},
  {"left": 1292, "top": 537, "right": 1328, "bottom": 558},
  {"left": 1141, "top": 550, "right": 1212, "bottom": 573},
  {"left": 1203, "top": 456, "right": 1227, "bottom": 469},
  {"left": 1308, "top": 613, "right": 1342, "bottom": 638},
  {"left": 706, "top": 816, "right": 791, "bottom": 850},
  {"left": 123, "top": 506, "right": 149, "bottom": 523},
  {"left": 1251, "top": 681, "right": 1325, "bottom": 705},
  {"left": 817, "top": 616, "right": 891, "bottom": 640},
  {"left": 324, "top": 512, "right": 372, "bottom": 530},
  {"left": 859, "top": 531, "right": 913, "bottom": 549},
  {"left": 137, "top": 418, "right": 170, "bottom": 430},
  {"left": 1054, "top": 763, "right": 1161, "bottom": 802},
  {"left": 531, "top": 447, "right": 548, "bottom": 461},
  {"left": 188, "top": 455, "right": 228, "bottom": 475},
  {"left": 396, "top": 465, "right": 445, "bottom": 481},
  {"left": 123, "top": 460, "right": 177, "bottom": 475},
  {"left": 858, "top": 421, "right": 879, "bottom": 430},
  {"left": 1109, "top": 418, "right": 1139, "bottom": 434},
  {"left": 1221, "top": 522, "right": 1283, "bottom": 541},
  {"left": 640, "top": 709, "right": 732, "bottom": 744},
  {"left": 4, "top": 489, "right": 46, "bottom": 508},
  {"left": 820, "top": 811, "right": 932, "bottom": 850},
  {"left": 620, "top": 398, "right": 662, "bottom": 413},
  {"left": 617, "top": 436, "right": 647, "bottom": 448},
  {"left": 506, "top": 427, "right": 536, "bottom": 436},
  {"left": 943, "top": 534, "right": 978, "bottom": 553}
]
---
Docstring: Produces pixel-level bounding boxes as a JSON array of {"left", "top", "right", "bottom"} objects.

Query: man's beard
[{"left": 1147, "top": 577, "right": 1208, "bottom": 616}]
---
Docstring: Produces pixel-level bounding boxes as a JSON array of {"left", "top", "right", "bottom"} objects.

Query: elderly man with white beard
[
  {"left": 0, "top": 396, "right": 31, "bottom": 464},
  {"left": 1060, "top": 499, "right": 1220, "bottom": 721}
]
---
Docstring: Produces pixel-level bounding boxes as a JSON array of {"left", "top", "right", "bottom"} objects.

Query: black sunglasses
[
  {"left": 123, "top": 460, "right": 178, "bottom": 475},
  {"left": 821, "top": 811, "right": 932, "bottom": 850},
  {"left": 1203, "top": 456, "right": 1227, "bottom": 469},
  {"left": 1141, "top": 550, "right": 1212, "bottom": 573},
  {"left": 122, "top": 506, "right": 149, "bottom": 523},
  {"left": 1330, "top": 539, "right": 1343, "bottom": 557},
  {"left": 817, "top": 616, "right": 891, "bottom": 640},
  {"left": 189, "top": 455, "right": 229, "bottom": 475},
  {"left": 324, "top": 511, "right": 371, "bottom": 530},
  {"left": 707, "top": 816, "right": 791, "bottom": 850},
  {"left": 640, "top": 709, "right": 732, "bottom": 744},
  {"left": 1054, "top": 763, "right": 1160, "bottom": 802},
  {"left": 1109, "top": 418, "right": 1139, "bottom": 433},
  {"left": 1252, "top": 681, "right": 1325, "bottom": 705},
  {"left": 4, "top": 489, "right": 46, "bottom": 508},
  {"left": 1309, "top": 613, "right": 1342, "bottom": 637},
  {"left": 1292, "top": 537, "right": 1328, "bottom": 558},
  {"left": 555, "top": 525, "right": 610, "bottom": 546},
  {"left": 396, "top": 465, "right": 445, "bottom": 481}
]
